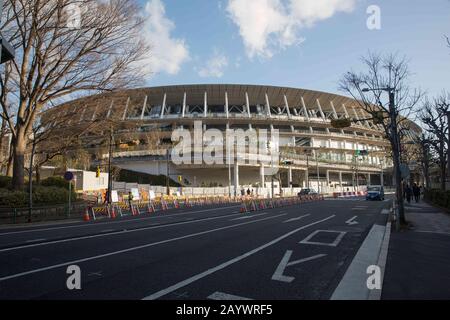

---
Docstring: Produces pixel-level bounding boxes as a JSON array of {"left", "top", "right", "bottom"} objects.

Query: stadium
[{"left": 43, "top": 84, "right": 420, "bottom": 196}]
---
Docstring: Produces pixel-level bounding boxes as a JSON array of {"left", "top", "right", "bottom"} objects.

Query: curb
[
  {"left": 330, "top": 206, "right": 392, "bottom": 300},
  {"left": 368, "top": 221, "right": 391, "bottom": 300}
]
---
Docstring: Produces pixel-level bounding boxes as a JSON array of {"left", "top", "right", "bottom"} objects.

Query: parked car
[
  {"left": 298, "top": 188, "right": 318, "bottom": 196},
  {"left": 366, "top": 185, "right": 384, "bottom": 201}
]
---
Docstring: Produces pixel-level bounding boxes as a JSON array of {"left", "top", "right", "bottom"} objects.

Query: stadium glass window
[{"left": 208, "top": 105, "right": 225, "bottom": 113}]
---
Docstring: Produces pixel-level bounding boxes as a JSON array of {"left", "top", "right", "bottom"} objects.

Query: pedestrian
[
  {"left": 128, "top": 191, "right": 134, "bottom": 212},
  {"left": 246, "top": 188, "right": 251, "bottom": 196},
  {"left": 405, "top": 184, "right": 412, "bottom": 204},
  {"left": 241, "top": 188, "right": 245, "bottom": 196},
  {"left": 412, "top": 183, "right": 420, "bottom": 203}
]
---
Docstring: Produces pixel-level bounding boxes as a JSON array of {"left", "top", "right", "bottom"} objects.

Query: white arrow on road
[
  {"left": 271, "top": 250, "right": 327, "bottom": 283},
  {"left": 283, "top": 214, "right": 310, "bottom": 223},
  {"left": 345, "top": 216, "right": 359, "bottom": 225}
]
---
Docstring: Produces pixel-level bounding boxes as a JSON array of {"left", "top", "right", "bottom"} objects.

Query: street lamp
[
  {"left": 446, "top": 111, "right": 450, "bottom": 184},
  {"left": 106, "top": 127, "right": 113, "bottom": 204},
  {"left": 361, "top": 86, "right": 405, "bottom": 226}
]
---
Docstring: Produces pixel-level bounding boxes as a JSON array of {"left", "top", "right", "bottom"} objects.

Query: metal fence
[{"left": 0, "top": 202, "right": 87, "bottom": 225}]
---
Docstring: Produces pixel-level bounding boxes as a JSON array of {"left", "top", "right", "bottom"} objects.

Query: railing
[{"left": 0, "top": 202, "right": 87, "bottom": 225}]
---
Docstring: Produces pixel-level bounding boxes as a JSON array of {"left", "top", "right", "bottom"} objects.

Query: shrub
[
  {"left": 40, "top": 176, "right": 70, "bottom": 188},
  {"left": 0, "top": 188, "right": 28, "bottom": 207},
  {"left": 424, "top": 189, "right": 450, "bottom": 209},
  {"left": 33, "top": 186, "right": 74, "bottom": 204},
  {"left": 0, "top": 176, "right": 12, "bottom": 188},
  {"left": 0, "top": 186, "right": 77, "bottom": 207}
]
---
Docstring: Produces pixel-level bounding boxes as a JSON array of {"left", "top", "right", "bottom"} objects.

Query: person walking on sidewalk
[
  {"left": 405, "top": 184, "right": 412, "bottom": 204},
  {"left": 413, "top": 183, "right": 420, "bottom": 203}
]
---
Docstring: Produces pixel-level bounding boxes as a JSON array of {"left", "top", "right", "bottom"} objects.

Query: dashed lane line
[
  {"left": 208, "top": 292, "right": 253, "bottom": 300},
  {"left": 0, "top": 205, "right": 241, "bottom": 236},
  {"left": 0, "top": 211, "right": 241, "bottom": 253},
  {"left": 0, "top": 213, "right": 287, "bottom": 282}
]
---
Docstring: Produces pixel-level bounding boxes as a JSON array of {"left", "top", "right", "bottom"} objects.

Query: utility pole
[
  {"left": 447, "top": 111, "right": 450, "bottom": 186},
  {"left": 306, "top": 152, "right": 310, "bottom": 188},
  {"left": 28, "top": 134, "right": 36, "bottom": 223},
  {"left": 388, "top": 89, "right": 406, "bottom": 225},
  {"left": 166, "top": 148, "right": 170, "bottom": 196},
  {"left": 271, "top": 145, "right": 274, "bottom": 200},
  {"left": 227, "top": 123, "right": 231, "bottom": 198},
  {"left": 315, "top": 151, "right": 320, "bottom": 193},
  {"left": 106, "top": 127, "right": 113, "bottom": 204}
]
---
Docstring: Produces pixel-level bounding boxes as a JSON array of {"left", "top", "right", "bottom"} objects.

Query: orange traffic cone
[
  {"left": 111, "top": 206, "right": 116, "bottom": 219},
  {"left": 83, "top": 208, "right": 90, "bottom": 221}
]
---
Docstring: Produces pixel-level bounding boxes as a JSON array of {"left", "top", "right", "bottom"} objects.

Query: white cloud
[
  {"left": 197, "top": 51, "right": 229, "bottom": 78},
  {"left": 226, "top": 0, "right": 357, "bottom": 58},
  {"left": 139, "top": 0, "right": 190, "bottom": 75}
]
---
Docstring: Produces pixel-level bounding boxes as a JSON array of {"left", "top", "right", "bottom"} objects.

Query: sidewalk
[{"left": 382, "top": 200, "right": 450, "bottom": 299}]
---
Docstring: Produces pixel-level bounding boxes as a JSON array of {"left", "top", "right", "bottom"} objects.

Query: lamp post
[
  {"left": 106, "top": 127, "right": 113, "bottom": 204},
  {"left": 306, "top": 152, "right": 310, "bottom": 188},
  {"left": 315, "top": 150, "right": 320, "bottom": 193},
  {"left": 362, "top": 87, "right": 405, "bottom": 225},
  {"left": 446, "top": 111, "right": 450, "bottom": 185},
  {"left": 27, "top": 132, "right": 36, "bottom": 223},
  {"left": 166, "top": 148, "right": 170, "bottom": 196}
]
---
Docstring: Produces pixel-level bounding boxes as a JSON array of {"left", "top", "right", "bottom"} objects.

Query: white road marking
[
  {"left": 0, "top": 205, "right": 241, "bottom": 236},
  {"left": 208, "top": 292, "right": 253, "bottom": 300},
  {"left": 0, "top": 212, "right": 242, "bottom": 253},
  {"left": 230, "top": 212, "right": 271, "bottom": 221},
  {"left": 142, "top": 215, "right": 335, "bottom": 300},
  {"left": 331, "top": 224, "right": 386, "bottom": 300},
  {"left": 0, "top": 214, "right": 287, "bottom": 282},
  {"left": 101, "top": 229, "right": 115, "bottom": 233},
  {"left": 271, "top": 251, "right": 327, "bottom": 283},
  {"left": 345, "top": 216, "right": 358, "bottom": 226},
  {"left": 381, "top": 209, "right": 390, "bottom": 215},
  {"left": 283, "top": 214, "right": 310, "bottom": 223},
  {"left": 299, "top": 230, "right": 347, "bottom": 247},
  {"left": 25, "top": 239, "right": 46, "bottom": 243}
]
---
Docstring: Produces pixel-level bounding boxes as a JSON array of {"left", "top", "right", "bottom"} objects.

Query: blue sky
[{"left": 138, "top": 0, "right": 450, "bottom": 98}]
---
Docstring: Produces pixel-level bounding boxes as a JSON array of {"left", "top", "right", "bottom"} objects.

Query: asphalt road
[{"left": 0, "top": 197, "right": 390, "bottom": 300}]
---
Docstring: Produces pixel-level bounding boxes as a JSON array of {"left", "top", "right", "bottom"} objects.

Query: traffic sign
[
  {"left": 64, "top": 171, "right": 74, "bottom": 181},
  {"left": 400, "top": 164, "right": 410, "bottom": 179}
]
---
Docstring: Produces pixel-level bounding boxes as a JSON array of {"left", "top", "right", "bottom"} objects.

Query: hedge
[
  {"left": 40, "top": 176, "right": 71, "bottom": 188},
  {"left": 0, "top": 176, "right": 12, "bottom": 188},
  {"left": 423, "top": 189, "right": 450, "bottom": 209},
  {"left": 0, "top": 186, "right": 77, "bottom": 208},
  {"left": 117, "top": 169, "right": 181, "bottom": 187}
]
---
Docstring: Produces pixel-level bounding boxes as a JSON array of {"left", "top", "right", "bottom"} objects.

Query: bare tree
[
  {"left": 339, "top": 52, "right": 424, "bottom": 226},
  {"left": 415, "top": 133, "right": 433, "bottom": 189},
  {"left": 0, "top": 0, "right": 150, "bottom": 189},
  {"left": 420, "top": 92, "right": 450, "bottom": 190}
]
